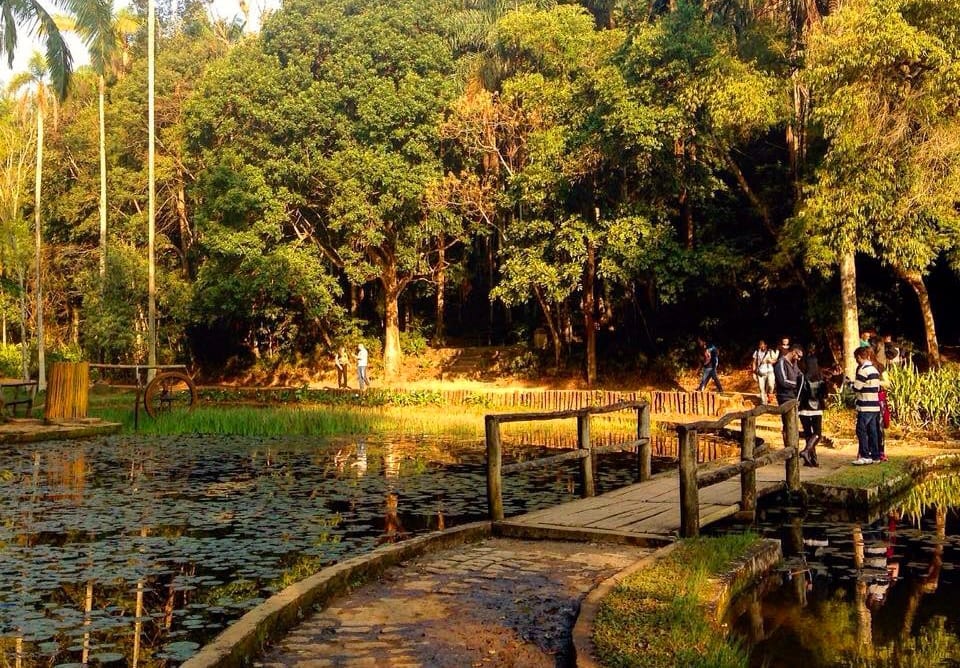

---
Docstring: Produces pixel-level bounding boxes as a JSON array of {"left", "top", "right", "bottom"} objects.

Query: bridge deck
[{"left": 498, "top": 454, "right": 837, "bottom": 544}]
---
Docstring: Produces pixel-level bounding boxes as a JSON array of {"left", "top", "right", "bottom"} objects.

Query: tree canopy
[{"left": 1, "top": 0, "right": 957, "bottom": 381}]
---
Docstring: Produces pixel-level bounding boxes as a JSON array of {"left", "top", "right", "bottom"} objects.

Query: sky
[{"left": 0, "top": 0, "right": 280, "bottom": 88}]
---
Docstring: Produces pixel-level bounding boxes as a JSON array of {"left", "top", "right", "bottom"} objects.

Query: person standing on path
[
  {"left": 752, "top": 340, "right": 777, "bottom": 404},
  {"left": 356, "top": 343, "right": 369, "bottom": 391},
  {"left": 696, "top": 338, "right": 723, "bottom": 392},
  {"left": 797, "top": 362, "right": 826, "bottom": 467},
  {"left": 851, "top": 346, "right": 882, "bottom": 465},
  {"left": 773, "top": 344, "right": 803, "bottom": 405},
  {"left": 334, "top": 346, "right": 350, "bottom": 389}
]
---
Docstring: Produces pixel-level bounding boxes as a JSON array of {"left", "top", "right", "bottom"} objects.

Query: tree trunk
[
  {"left": 895, "top": 266, "right": 941, "bottom": 368},
  {"left": 582, "top": 235, "right": 597, "bottom": 387},
  {"left": 34, "top": 101, "right": 46, "bottom": 391},
  {"left": 176, "top": 181, "right": 191, "bottom": 278},
  {"left": 381, "top": 261, "right": 403, "bottom": 380},
  {"left": 98, "top": 75, "right": 107, "bottom": 285},
  {"left": 840, "top": 252, "right": 860, "bottom": 380},
  {"left": 434, "top": 235, "right": 446, "bottom": 345},
  {"left": 533, "top": 285, "right": 562, "bottom": 369},
  {"left": 147, "top": 0, "right": 157, "bottom": 378}
]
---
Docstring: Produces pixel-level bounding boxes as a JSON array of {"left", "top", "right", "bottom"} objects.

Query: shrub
[
  {"left": 886, "top": 362, "right": 960, "bottom": 432},
  {"left": 0, "top": 344, "right": 25, "bottom": 378},
  {"left": 400, "top": 328, "right": 429, "bottom": 357}
]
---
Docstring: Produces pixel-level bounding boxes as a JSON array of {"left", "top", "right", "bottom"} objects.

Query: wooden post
[
  {"left": 578, "top": 413, "right": 595, "bottom": 498},
  {"left": 783, "top": 404, "right": 801, "bottom": 492},
  {"left": 485, "top": 416, "right": 504, "bottom": 521},
  {"left": 637, "top": 404, "right": 652, "bottom": 481},
  {"left": 678, "top": 426, "right": 700, "bottom": 538},
  {"left": 740, "top": 416, "right": 757, "bottom": 515}
]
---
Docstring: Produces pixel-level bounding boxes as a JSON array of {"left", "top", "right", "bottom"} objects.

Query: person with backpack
[
  {"left": 696, "top": 338, "right": 723, "bottom": 392},
  {"left": 752, "top": 339, "right": 777, "bottom": 404},
  {"left": 797, "top": 363, "right": 827, "bottom": 467}
]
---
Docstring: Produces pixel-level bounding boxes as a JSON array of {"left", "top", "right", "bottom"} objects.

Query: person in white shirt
[
  {"left": 356, "top": 344, "right": 369, "bottom": 391},
  {"left": 751, "top": 340, "right": 778, "bottom": 404}
]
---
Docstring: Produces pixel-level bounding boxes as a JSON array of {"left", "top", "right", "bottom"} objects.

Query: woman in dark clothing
[{"left": 797, "top": 365, "right": 826, "bottom": 467}]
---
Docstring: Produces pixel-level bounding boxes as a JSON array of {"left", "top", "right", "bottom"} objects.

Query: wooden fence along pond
[{"left": 485, "top": 400, "right": 801, "bottom": 540}]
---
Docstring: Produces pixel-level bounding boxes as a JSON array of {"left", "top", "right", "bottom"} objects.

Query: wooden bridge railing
[
  {"left": 670, "top": 399, "right": 800, "bottom": 538},
  {"left": 485, "top": 400, "right": 651, "bottom": 521}
]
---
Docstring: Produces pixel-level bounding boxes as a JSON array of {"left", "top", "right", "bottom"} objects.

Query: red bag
[{"left": 878, "top": 388, "right": 891, "bottom": 428}]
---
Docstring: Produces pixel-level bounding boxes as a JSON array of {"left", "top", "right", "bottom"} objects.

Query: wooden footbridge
[{"left": 485, "top": 398, "right": 831, "bottom": 545}]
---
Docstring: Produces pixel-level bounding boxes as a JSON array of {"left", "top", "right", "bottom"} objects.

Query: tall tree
[
  {"left": 58, "top": 3, "right": 138, "bottom": 283},
  {"left": 191, "top": 0, "right": 474, "bottom": 378},
  {"left": 802, "top": 0, "right": 960, "bottom": 368},
  {"left": 0, "top": 0, "right": 73, "bottom": 98},
  {"left": 8, "top": 52, "right": 52, "bottom": 389}
]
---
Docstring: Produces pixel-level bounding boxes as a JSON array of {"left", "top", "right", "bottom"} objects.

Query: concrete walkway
[{"left": 255, "top": 538, "right": 649, "bottom": 668}]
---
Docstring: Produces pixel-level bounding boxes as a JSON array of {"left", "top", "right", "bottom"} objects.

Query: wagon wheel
[{"left": 143, "top": 371, "right": 198, "bottom": 418}]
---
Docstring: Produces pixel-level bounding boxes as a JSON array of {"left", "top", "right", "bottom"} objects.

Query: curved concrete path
[{"left": 254, "top": 538, "right": 650, "bottom": 668}]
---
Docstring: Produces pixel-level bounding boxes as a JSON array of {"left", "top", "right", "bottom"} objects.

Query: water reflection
[
  {"left": 718, "top": 473, "right": 960, "bottom": 667},
  {"left": 0, "top": 430, "right": 742, "bottom": 666}
]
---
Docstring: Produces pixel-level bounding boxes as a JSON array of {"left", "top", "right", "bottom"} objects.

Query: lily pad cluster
[{"left": 0, "top": 433, "right": 649, "bottom": 666}]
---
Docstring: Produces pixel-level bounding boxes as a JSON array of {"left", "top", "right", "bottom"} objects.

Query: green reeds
[
  {"left": 91, "top": 404, "right": 487, "bottom": 438},
  {"left": 90, "top": 399, "right": 643, "bottom": 442},
  {"left": 886, "top": 362, "right": 960, "bottom": 432}
]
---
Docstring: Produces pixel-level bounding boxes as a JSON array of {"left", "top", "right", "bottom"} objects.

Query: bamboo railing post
[
  {"left": 485, "top": 416, "right": 504, "bottom": 521},
  {"left": 678, "top": 426, "right": 700, "bottom": 538},
  {"left": 740, "top": 416, "right": 757, "bottom": 515},
  {"left": 577, "top": 413, "right": 595, "bottom": 498},
  {"left": 637, "top": 403, "right": 652, "bottom": 481},
  {"left": 783, "top": 403, "right": 801, "bottom": 492}
]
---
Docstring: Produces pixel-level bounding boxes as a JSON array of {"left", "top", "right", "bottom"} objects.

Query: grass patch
[
  {"left": 90, "top": 404, "right": 486, "bottom": 438},
  {"left": 813, "top": 456, "right": 912, "bottom": 489},
  {"left": 86, "top": 387, "right": 643, "bottom": 442},
  {"left": 594, "top": 534, "right": 758, "bottom": 668}
]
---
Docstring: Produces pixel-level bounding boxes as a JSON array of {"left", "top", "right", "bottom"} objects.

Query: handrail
[
  {"left": 676, "top": 399, "right": 800, "bottom": 537},
  {"left": 485, "top": 400, "right": 652, "bottom": 521}
]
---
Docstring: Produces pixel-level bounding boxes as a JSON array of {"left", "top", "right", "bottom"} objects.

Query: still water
[
  {"left": 0, "top": 432, "right": 737, "bottom": 666},
  {"left": 718, "top": 474, "right": 960, "bottom": 667}
]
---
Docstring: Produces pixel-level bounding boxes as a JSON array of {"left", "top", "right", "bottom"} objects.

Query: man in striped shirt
[{"left": 852, "top": 346, "right": 882, "bottom": 465}]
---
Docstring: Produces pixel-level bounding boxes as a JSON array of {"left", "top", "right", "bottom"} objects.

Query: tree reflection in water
[
  {"left": 725, "top": 473, "right": 960, "bottom": 667},
  {"left": 1, "top": 431, "right": 683, "bottom": 666}
]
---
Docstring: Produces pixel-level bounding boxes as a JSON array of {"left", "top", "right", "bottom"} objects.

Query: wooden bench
[{"left": 0, "top": 379, "right": 37, "bottom": 417}]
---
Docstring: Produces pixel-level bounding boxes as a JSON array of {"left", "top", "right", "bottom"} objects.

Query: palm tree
[
  {"left": 56, "top": 4, "right": 138, "bottom": 282},
  {"left": 147, "top": 0, "right": 156, "bottom": 374},
  {"left": 0, "top": 0, "right": 74, "bottom": 98},
  {"left": 8, "top": 52, "right": 53, "bottom": 390}
]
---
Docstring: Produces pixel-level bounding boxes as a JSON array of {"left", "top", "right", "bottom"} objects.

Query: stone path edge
[
  {"left": 572, "top": 538, "right": 782, "bottom": 668},
  {"left": 181, "top": 521, "right": 492, "bottom": 668}
]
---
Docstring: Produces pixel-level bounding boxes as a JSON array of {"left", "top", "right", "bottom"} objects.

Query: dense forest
[{"left": 1, "top": 0, "right": 959, "bottom": 385}]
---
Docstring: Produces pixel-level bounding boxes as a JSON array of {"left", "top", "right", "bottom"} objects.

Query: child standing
[{"left": 851, "top": 346, "right": 882, "bottom": 465}]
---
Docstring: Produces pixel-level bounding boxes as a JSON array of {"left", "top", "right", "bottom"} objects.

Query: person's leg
[
  {"left": 798, "top": 415, "right": 814, "bottom": 465},
  {"left": 855, "top": 412, "right": 871, "bottom": 460},
  {"left": 710, "top": 369, "right": 723, "bottom": 392},
  {"left": 697, "top": 367, "right": 710, "bottom": 391},
  {"left": 357, "top": 365, "right": 365, "bottom": 391},
  {"left": 361, "top": 366, "right": 369, "bottom": 390},
  {"left": 868, "top": 413, "right": 882, "bottom": 460},
  {"left": 761, "top": 373, "right": 775, "bottom": 403}
]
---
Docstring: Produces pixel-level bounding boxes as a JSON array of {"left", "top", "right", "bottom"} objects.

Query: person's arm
[{"left": 773, "top": 358, "right": 786, "bottom": 388}]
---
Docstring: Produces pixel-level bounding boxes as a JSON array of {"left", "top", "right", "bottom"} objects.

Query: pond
[
  {"left": 717, "top": 473, "right": 960, "bottom": 667},
  {"left": 0, "top": 431, "right": 739, "bottom": 666}
]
